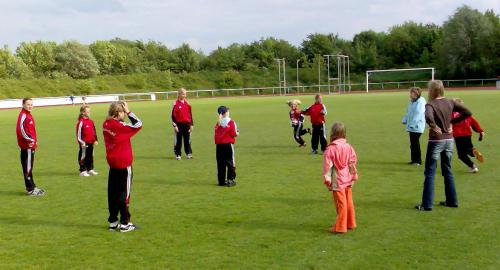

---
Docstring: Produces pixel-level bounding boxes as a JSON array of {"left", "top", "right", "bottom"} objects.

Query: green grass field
[{"left": 0, "top": 90, "right": 499, "bottom": 269}]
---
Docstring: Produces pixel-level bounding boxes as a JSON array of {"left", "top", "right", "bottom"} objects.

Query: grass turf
[{"left": 0, "top": 90, "right": 499, "bottom": 269}]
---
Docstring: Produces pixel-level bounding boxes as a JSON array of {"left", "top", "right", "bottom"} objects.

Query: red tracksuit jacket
[
  {"left": 76, "top": 117, "right": 98, "bottom": 145},
  {"left": 452, "top": 112, "right": 483, "bottom": 138},
  {"left": 304, "top": 102, "right": 327, "bottom": 125},
  {"left": 171, "top": 99, "right": 193, "bottom": 126},
  {"left": 103, "top": 112, "right": 142, "bottom": 169},
  {"left": 289, "top": 109, "right": 305, "bottom": 125},
  {"left": 16, "top": 109, "right": 37, "bottom": 149},
  {"left": 214, "top": 119, "right": 238, "bottom": 144}
]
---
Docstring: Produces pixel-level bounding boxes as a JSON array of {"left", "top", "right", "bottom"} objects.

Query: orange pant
[{"left": 332, "top": 187, "right": 356, "bottom": 233}]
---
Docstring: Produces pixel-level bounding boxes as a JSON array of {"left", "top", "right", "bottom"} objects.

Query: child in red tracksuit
[
  {"left": 323, "top": 122, "right": 358, "bottom": 234},
  {"left": 452, "top": 99, "right": 485, "bottom": 173},
  {"left": 304, "top": 94, "right": 328, "bottom": 154},
  {"left": 76, "top": 105, "right": 99, "bottom": 177},
  {"left": 16, "top": 98, "right": 45, "bottom": 196},
  {"left": 287, "top": 99, "right": 311, "bottom": 147},
  {"left": 171, "top": 88, "right": 194, "bottom": 160},
  {"left": 214, "top": 105, "right": 239, "bottom": 187},
  {"left": 103, "top": 101, "right": 142, "bottom": 232}
]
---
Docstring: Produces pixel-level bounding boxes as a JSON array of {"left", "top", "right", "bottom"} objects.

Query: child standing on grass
[
  {"left": 16, "top": 98, "right": 45, "bottom": 196},
  {"left": 103, "top": 101, "right": 142, "bottom": 232},
  {"left": 76, "top": 105, "right": 99, "bottom": 177},
  {"left": 171, "top": 88, "right": 194, "bottom": 160},
  {"left": 323, "top": 122, "right": 358, "bottom": 234},
  {"left": 214, "top": 106, "right": 239, "bottom": 187},
  {"left": 452, "top": 99, "right": 485, "bottom": 173},
  {"left": 287, "top": 99, "right": 311, "bottom": 147},
  {"left": 304, "top": 94, "right": 328, "bottom": 154}
]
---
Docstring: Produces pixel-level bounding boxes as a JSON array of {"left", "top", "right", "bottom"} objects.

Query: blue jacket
[{"left": 402, "top": 96, "right": 426, "bottom": 133}]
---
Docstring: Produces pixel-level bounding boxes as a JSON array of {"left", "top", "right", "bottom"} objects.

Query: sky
[{"left": 0, "top": 0, "right": 498, "bottom": 53}]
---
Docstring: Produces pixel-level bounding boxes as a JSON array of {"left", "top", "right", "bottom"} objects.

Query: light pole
[{"left": 296, "top": 59, "right": 301, "bottom": 93}]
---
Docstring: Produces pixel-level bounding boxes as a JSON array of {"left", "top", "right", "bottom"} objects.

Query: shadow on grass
[
  {"left": 0, "top": 190, "right": 26, "bottom": 197},
  {"left": 194, "top": 216, "right": 324, "bottom": 233},
  {"left": 0, "top": 216, "right": 103, "bottom": 229}
]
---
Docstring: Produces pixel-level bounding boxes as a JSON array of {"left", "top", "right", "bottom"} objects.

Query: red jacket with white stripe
[
  {"left": 171, "top": 99, "right": 193, "bottom": 126},
  {"left": 103, "top": 112, "right": 142, "bottom": 169},
  {"left": 76, "top": 117, "right": 98, "bottom": 145},
  {"left": 16, "top": 109, "right": 37, "bottom": 149},
  {"left": 452, "top": 112, "right": 484, "bottom": 138},
  {"left": 289, "top": 109, "right": 305, "bottom": 126},
  {"left": 304, "top": 102, "right": 327, "bottom": 125},
  {"left": 214, "top": 118, "right": 238, "bottom": 144}
]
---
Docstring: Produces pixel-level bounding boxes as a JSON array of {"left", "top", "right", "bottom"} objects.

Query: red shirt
[
  {"left": 16, "top": 109, "right": 37, "bottom": 149},
  {"left": 76, "top": 117, "right": 98, "bottom": 145},
  {"left": 171, "top": 99, "right": 193, "bottom": 126},
  {"left": 304, "top": 102, "right": 327, "bottom": 125},
  {"left": 214, "top": 119, "right": 238, "bottom": 144},
  {"left": 289, "top": 109, "right": 304, "bottom": 125},
  {"left": 452, "top": 112, "right": 483, "bottom": 138},
  {"left": 103, "top": 112, "right": 142, "bottom": 169}
]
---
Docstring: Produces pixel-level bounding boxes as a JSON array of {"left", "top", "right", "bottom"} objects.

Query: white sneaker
[
  {"left": 176, "top": 156, "right": 181, "bottom": 160},
  {"left": 120, "top": 223, "right": 138, "bottom": 233},
  {"left": 80, "top": 171, "right": 90, "bottom": 177},
  {"left": 108, "top": 221, "right": 119, "bottom": 231},
  {"left": 27, "top": 187, "right": 45, "bottom": 196},
  {"left": 469, "top": 166, "right": 479, "bottom": 173},
  {"left": 187, "top": 154, "right": 193, "bottom": 159},
  {"left": 88, "top": 170, "right": 99, "bottom": 176}
]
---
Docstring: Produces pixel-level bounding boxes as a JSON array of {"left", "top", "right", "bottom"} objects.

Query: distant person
[
  {"left": 214, "top": 106, "right": 238, "bottom": 187},
  {"left": 286, "top": 99, "right": 311, "bottom": 147},
  {"left": 323, "top": 122, "right": 358, "bottom": 234},
  {"left": 76, "top": 105, "right": 99, "bottom": 177},
  {"left": 69, "top": 95, "right": 75, "bottom": 105},
  {"left": 415, "top": 80, "right": 472, "bottom": 211},
  {"left": 171, "top": 88, "right": 194, "bottom": 160},
  {"left": 304, "top": 94, "right": 328, "bottom": 154},
  {"left": 16, "top": 98, "right": 45, "bottom": 196},
  {"left": 402, "top": 87, "right": 426, "bottom": 165},
  {"left": 452, "top": 98, "right": 485, "bottom": 173},
  {"left": 81, "top": 96, "right": 88, "bottom": 105},
  {"left": 103, "top": 101, "right": 142, "bottom": 232}
]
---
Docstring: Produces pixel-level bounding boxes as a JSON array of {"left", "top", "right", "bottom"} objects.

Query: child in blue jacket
[{"left": 402, "top": 87, "right": 426, "bottom": 165}]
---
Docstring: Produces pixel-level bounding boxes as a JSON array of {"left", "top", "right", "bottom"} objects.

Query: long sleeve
[
  {"left": 76, "top": 120, "right": 85, "bottom": 144},
  {"left": 322, "top": 153, "right": 334, "bottom": 189},
  {"left": 469, "top": 117, "right": 484, "bottom": 133},
  {"left": 451, "top": 101, "right": 472, "bottom": 124},
  {"left": 171, "top": 104, "right": 178, "bottom": 126},
  {"left": 425, "top": 104, "right": 436, "bottom": 127},
  {"left": 189, "top": 105, "right": 194, "bottom": 126},
  {"left": 20, "top": 114, "right": 34, "bottom": 142}
]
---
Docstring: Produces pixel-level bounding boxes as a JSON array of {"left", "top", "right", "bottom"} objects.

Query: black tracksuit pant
[
  {"left": 216, "top": 143, "right": 236, "bottom": 185},
  {"left": 409, "top": 132, "right": 422, "bottom": 164},
  {"left": 455, "top": 136, "right": 475, "bottom": 168},
  {"left": 78, "top": 144, "right": 94, "bottom": 172},
  {"left": 174, "top": 123, "right": 192, "bottom": 156},
  {"left": 108, "top": 166, "right": 132, "bottom": 225},
  {"left": 311, "top": 124, "right": 327, "bottom": 152},
  {"left": 292, "top": 123, "right": 308, "bottom": 146},
  {"left": 20, "top": 149, "right": 36, "bottom": 192}
]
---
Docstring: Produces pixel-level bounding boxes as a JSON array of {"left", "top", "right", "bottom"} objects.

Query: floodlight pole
[
  {"left": 296, "top": 59, "right": 301, "bottom": 92},
  {"left": 275, "top": 58, "right": 286, "bottom": 95}
]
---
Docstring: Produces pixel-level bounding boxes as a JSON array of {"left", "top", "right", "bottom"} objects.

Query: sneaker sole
[{"left": 473, "top": 149, "right": 484, "bottom": 163}]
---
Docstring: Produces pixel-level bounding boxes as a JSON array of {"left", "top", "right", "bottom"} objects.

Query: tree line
[{"left": 0, "top": 5, "right": 498, "bottom": 81}]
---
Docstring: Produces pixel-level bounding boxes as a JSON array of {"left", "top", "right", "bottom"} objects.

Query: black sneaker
[
  {"left": 227, "top": 180, "right": 236, "bottom": 187},
  {"left": 439, "top": 201, "right": 458, "bottom": 208},
  {"left": 307, "top": 128, "right": 312, "bottom": 134},
  {"left": 415, "top": 204, "right": 432, "bottom": 211}
]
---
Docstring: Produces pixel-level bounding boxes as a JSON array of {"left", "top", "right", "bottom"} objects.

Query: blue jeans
[{"left": 421, "top": 140, "right": 457, "bottom": 208}]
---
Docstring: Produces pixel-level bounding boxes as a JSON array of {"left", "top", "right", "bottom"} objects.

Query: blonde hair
[
  {"left": 315, "top": 94, "right": 322, "bottom": 101},
  {"left": 107, "top": 101, "right": 126, "bottom": 119},
  {"left": 286, "top": 99, "right": 301, "bottom": 106},
  {"left": 78, "top": 105, "right": 90, "bottom": 119},
  {"left": 330, "top": 122, "right": 346, "bottom": 142},
  {"left": 178, "top": 88, "right": 187, "bottom": 94},
  {"left": 428, "top": 80, "right": 444, "bottom": 101}
]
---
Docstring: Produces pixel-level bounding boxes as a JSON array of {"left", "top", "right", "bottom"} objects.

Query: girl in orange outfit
[{"left": 323, "top": 122, "right": 358, "bottom": 233}]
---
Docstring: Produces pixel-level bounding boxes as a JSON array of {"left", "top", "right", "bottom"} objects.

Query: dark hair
[
  {"left": 330, "top": 122, "right": 346, "bottom": 142},
  {"left": 78, "top": 105, "right": 90, "bottom": 119},
  {"left": 22, "top": 98, "right": 32, "bottom": 105}
]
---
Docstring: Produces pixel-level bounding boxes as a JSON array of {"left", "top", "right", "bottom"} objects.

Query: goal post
[{"left": 366, "top": 67, "right": 435, "bottom": 92}]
